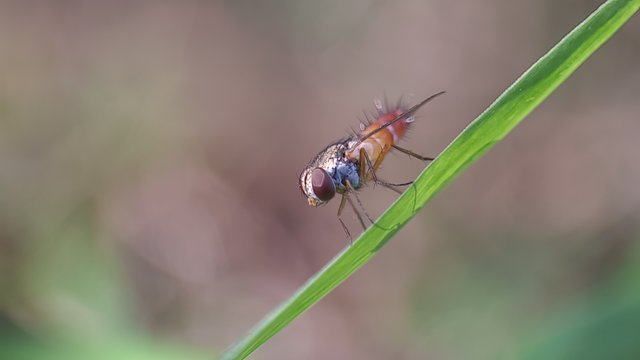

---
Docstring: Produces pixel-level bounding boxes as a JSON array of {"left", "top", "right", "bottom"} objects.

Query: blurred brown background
[{"left": 1, "top": 1, "right": 639, "bottom": 359}]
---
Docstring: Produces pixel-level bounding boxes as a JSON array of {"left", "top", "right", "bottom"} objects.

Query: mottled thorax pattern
[{"left": 300, "top": 139, "right": 360, "bottom": 207}]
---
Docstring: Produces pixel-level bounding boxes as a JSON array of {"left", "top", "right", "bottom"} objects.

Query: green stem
[{"left": 221, "top": 1, "right": 640, "bottom": 359}]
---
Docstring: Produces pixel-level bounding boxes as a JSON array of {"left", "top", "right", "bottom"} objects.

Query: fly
[{"left": 299, "top": 91, "right": 445, "bottom": 238}]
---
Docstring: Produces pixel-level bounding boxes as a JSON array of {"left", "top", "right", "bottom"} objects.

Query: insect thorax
[{"left": 302, "top": 139, "right": 361, "bottom": 203}]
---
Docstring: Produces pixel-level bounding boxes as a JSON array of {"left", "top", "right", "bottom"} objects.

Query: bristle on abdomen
[
  {"left": 344, "top": 99, "right": 412, "bottom": 172},
  {"left": 298, "top": 91, "right": 444, "bottom": 211},
  {"left": 344, "top": 91, "right": 445, "bottom": 174}
]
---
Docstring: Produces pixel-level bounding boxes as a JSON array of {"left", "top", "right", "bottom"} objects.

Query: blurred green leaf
[
  {"left": 0, "top": 208, "right": 210, "bottom": 360},
  {"left": 221, "top": 0, "right": 640, "bottom": 359},
  {"left": 519, "top": 241, "right": 640, "bottom": 360},
  {"left": 23, "top": 208, "right": 130, "bottom": 335},
  {"left": 0, "top": 333, "right": 209, "bottom": 360}
]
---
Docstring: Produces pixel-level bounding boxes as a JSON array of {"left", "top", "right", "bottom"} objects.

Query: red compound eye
[{"left": 311, "top": 168, "right": 336, "bottom": 201}]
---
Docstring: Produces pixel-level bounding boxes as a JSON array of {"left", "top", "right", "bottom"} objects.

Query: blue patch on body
[{"left": 332, "top": 160, "right": 361, "bottom": 191}]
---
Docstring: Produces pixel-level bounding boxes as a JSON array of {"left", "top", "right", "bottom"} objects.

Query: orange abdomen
[{"left": 345, "top": 109, "right": 408, "bottom": 171}]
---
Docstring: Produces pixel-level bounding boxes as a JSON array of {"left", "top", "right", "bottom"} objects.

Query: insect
[{"left": 299, "top": 91, "right": 445, "bottom": 237}]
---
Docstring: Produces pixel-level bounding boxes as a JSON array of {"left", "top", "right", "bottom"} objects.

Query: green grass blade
[{"left": 221, "top": 1, "right": 640, "bottom": 359}]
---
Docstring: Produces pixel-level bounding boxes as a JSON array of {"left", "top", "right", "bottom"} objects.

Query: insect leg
[
  {"left": 346, "top": 194, "right": 367, "bottom": 231},
  {"left": 377, "top": 179, "right": 413, "bottom": 187},
  {"left": 391, "top": 144, "right": 434, "bottom": 161},
  {"left": 372, "top": 145, "right": 389, "bottom": 171},
  {"left": 376, "top": 181, "right": 404, "bottom": 194},
  {"left": 337, "top": 194, "right": 353, "bottom": 241},
  {"left": 364, "top": 145, "right": 412, "bottom": 189},
  {"left": 337, "top": 193, "right": 347, "bottom": 217},
  {"left": 345, "top": 180, "right": 374, "bottom": 226},
  {"left": 358, "top": 148, "right": 369, "bottom": 179},
  {"left": 339, "top": 217, "right": 352, "bottom": 242},
  {"left": 348, "top": 181, "right": 395, "bottom": 232},
  {"left": 359, "top": 148, "right": 380, "bottom": 187},
  {"left": 377, "top": 180, "right": 420, "bottom": 213}
]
